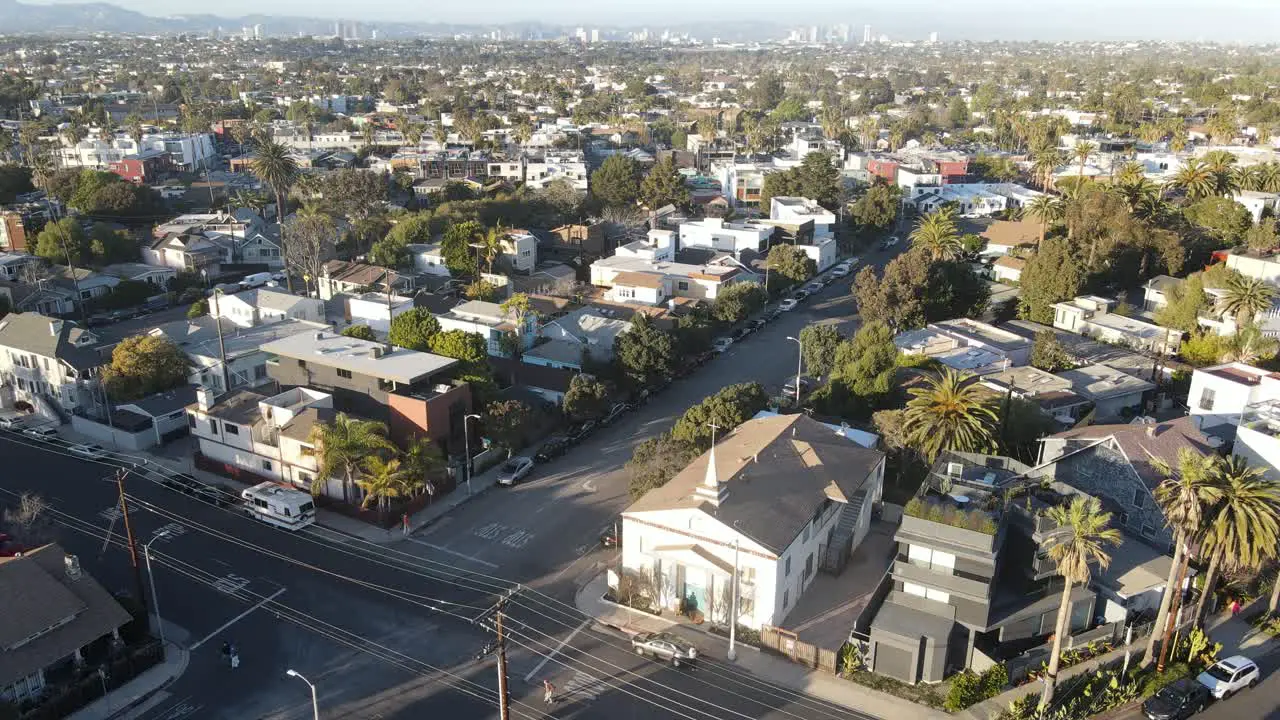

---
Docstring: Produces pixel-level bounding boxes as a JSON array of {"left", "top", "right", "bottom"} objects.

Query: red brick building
[{"left": 108, "top": 149, "right": 173, "bottom": 184}]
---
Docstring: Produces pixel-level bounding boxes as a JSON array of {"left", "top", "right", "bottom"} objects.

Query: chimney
[
  {"left": 1146, "top": 424, "right": 1156, "bottom": 438},
  {"left": 49, "top": 319, "right": 63, "bottom": 336},
  {"left": 196, "top": 386, "right": 215, "bottom": 411},
  {"left": 371, "top": 346, "right": 384, "bottom": 359},
  {"left": 315, "top": 331, "right": 326, "bottom": 340},
  {"left": 64, "top": 554, "right": 82, "bottom": 580}
]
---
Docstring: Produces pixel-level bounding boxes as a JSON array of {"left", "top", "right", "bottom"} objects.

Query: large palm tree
[
  {"left": 1203, "top": 150, "right": 1239, "bottom": 196},
  {"left": 1192, "top": 457, "right": 1280, "bottom": 626},
  {"left": 404, "top": 437, "right": 447, "bottom": 501},
  {"left": 309, "top": 413, "right": 396, "bottom": 501},
  {"left": 1168, "top": 158, "right": 1217, "bottom": 201},
  {"left": 357, "top": 455, "right": 410, "bottom": 516},
  {"left": 1143, "top": 449, "right": 1220, "bottom": 669},
  {"left": 250, "top": 139, "right": 299, "bottom": 292},
  {"left": 1039, "top": 496, "right": 1121, "bottom": 710},
  {"left": 909, "top": 207, "right": 962, "bottom": 261},
  {"left": 1072, "top": 140, "right": 1097, "bottom": 181},
  {"left": 1219, "top": 274, "right": 1277, "bottom": 325},
  {"left": 1113, "top": 160, "right": 1146, "bottom": 187},
  {"left": 1025, "top": 195, "right": 1063, "bottom": 244},
  {"left": 1032, "top": 148, "right": 1065, "bottom": 191},
  {"left": 1257, "top": 162, "right": 1280, "bottom": 193},
  {"left": 902, "top": 368, "right": 999, "bottom": 462}
]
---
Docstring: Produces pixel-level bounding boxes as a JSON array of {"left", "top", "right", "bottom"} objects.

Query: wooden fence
[{"left": 759, "top": 626, "right": 839, "bottom": 674}]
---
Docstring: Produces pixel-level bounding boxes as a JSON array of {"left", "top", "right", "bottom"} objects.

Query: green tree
[
  {"left": 33, "top": 218, "right": 89, "bottom": 265},
  {"left": 766, "top": 245, "right": 817, "bottom": 288},
  {"left": 796, "top": 152, "right": 843, "bottom": 210},
  {"left": 855, "top": 250, "right": 989, "bottom": 330},
  {"left": 1038, "top": 497, "right": 1121, "bottom": 710},
  {"left": 403, "top": 437, "right": 446, "bottom": 499},
  {"left": 441, "top": 220, "right": 481, "bottom": 275},
  {"left": 0, "top": 165, "right": 33, "bottom": 204},
  {"left": 483, "top": 399, "right": 533, "bottom": 455},
  {"left": 1219, "top": 274, "right": 1276, "bottom": 325},
  {"left": 614, "top": 313, "right": 676, "bottom": 385},
  {"left": 847, "top": 182, "right": 900, "bottom": 234},
  {"left": 563, "top": 374, "right": 611, "bottom": 422},
  {"left": 910, "top": 207, "right": 962, "bottom": 261},
  {"left": 1167, "top": 158, "right": 1217, "bottom": 202},
  {"left": 250, "top": 139, "right": 299, "bottom": 292},
  {"left": 947, "top": 96, "right": 971, "bottom": 128},
  {"left": 1192, "top": 457, "right": 1280, "bottom": 626},
  {"left": 309, "top": 413, "right": 395, "bottom": 497},
  {"left": 813, "top": 321, "right": 899, "bottom": 420},
  {"left": 101, "top": 335, "right": 191, "bottom": 401},
  {"left": 1025, "top": 195, "right": 1064, "bottom": 244},
  {"left": 1017, "top": 238, "right": 1084, "bottom": 323},
  {"left": 357, "top": 456, "right": 409, "bottom": 515},
  {"left": 1030, "top": 330, "right": 1075, "bottom": 372},
  {"left": 384, "top": 212, "right": 435, "bottom": 246},
  {"left": 89, "top": 223, "right": 136, "bottom": 265},
  {"left": 902, "top": 368, "right": 999, "bottom": 462},
  {"left": 627, "top": 435, "right": 699, "bottom": 500},
  {"left": 429, "top": 329, "right": 488, "bottom": 366},
  {"left": 590, "top": 155, "right": 640, "bottom": 209},
  {"left": 638, "top": 156, "right": 690, "bottom": 210},
  {"left": 670, "top": 382, "right": 769, "bottom": 450},
  {"left": 388, "top": 308, "right": 441, "bottom": 351},
  {"left": 759, "top": 168, "right": 802, "bottom": 210},
  {"left": 1244, "top": 217, "right": 1280, "bottom": 253},
  {"left": 187, "top": 299, "right": 208, "bottom": 319},
  {"left": 798, "top": 324, "right": 842, "bottom": 377},
  {"left": 1155, "top": 275, "right": 1210, "bottom": 333},
  {"left": 1184, "top": 196, "right": 1252, "bottom": 245},
  {"left": 712, "top": 282, "right": 766, "bottom": 325},
  {"left": 369, "top": 235, "right": 409, "bottom": 268},
  {"left": 342, "top": 324, "right": 378, "bottom": 341}
]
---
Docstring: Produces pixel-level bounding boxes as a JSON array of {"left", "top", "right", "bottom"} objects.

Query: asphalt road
[{"left": 1108, "top": 651, "right": 1280, "bottom": 720}]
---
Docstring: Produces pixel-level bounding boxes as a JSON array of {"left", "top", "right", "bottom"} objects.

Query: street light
[
  {"left": 285, "top": 669, "right": 319, "bottom": 720},
  {"left": 727, "top": 537, "right": 740, "bottom": 662},
  {"left": 785, "top": 336, "right": 803, "bottom": 407},
  {"left": 142, "top": 530, "right": 171, "bottom": 648},
  {"left": 462, "top": 413, "right": 483, "bottom": 495}
]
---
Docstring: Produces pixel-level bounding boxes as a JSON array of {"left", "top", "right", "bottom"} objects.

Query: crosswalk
[{"left": 556, "top": 670, "right": 603, "bottom": 701}]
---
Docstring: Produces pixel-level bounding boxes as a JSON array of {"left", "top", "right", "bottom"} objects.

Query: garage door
[{"left": 873, "top": 643, "right": 916, "bottom": 684}]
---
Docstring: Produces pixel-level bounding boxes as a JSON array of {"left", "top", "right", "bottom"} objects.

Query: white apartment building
[
  {"left": 620, "top": 414, "right": 884, "bottom": 629},
  {"left": 908, "top": 183, "right": 1045, "bottom": 216},
  {"left": 590, "top": 239, "right": 754, "bottom": 306},
  {"left": 211, "top": 288, "right": 325, "bottom": 328},
  {"left": 434, "top": 300, "right": 537, "bottom": 357},
  {"left": 1187, "top": 362, "right": 1280, "bottom": 439},
  {"left": 0, "top": 313, "right": 104, "bottom": 422},
  {"left": 500, "top": 231, "right": 538, "bottom": 274},
  {"left": 1053, "top": 296, "right": 1182, "bottom": 354},
  {"left": 894, "top": 319, "right": 1033, "bottom": 376},
  {"left": 677, "top": 218, "right": 771, "bottom": 255},
  {"left": 345, "top": 293, "right": 414, "bottom": 335},
  {"left": 58, "top": 132, "right": 216, "bottom": 172},
  {"left": 408, "top": 243, "right": 451, "bottom": 277},
  {"left": 1232, "top": 191, "right": 1280, "bottom": 224},
  {"left": 769, "top": 197, "right": 837, "bottom": 238}
]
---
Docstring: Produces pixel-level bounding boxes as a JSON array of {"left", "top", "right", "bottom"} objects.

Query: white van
[{"left": 239, "top": 272, "right": 273, "bottom": 290}]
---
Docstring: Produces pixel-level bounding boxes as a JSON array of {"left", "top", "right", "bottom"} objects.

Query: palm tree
[
  {"left": 1143, "top": 449, "right": 1220, "bottom": 668},
  {"left": 250, "top": 139, "right": 299, "bottom": 292},
  {"left": 1219, "top": 274, "right": 1277, "bottom": 325},
  {"left": 1031, "top": 148, "right": 1065, "bottom": 190},
  {"left": 1113, "top": 160, "right": 1145, "bottom": 187},
  {"left": 479, "top": 223, "right": 506, "bottom": 274},
  {"left": 404, "top": 438, "right": 447, "bottom": 501},
  {"left": 1192, "top": 457, "right": 1280, "bottom": 626},
  {"left": 819, "top": 104, "right": 844, "bottom": 141},
  {"left": 232, "top": 190, "right": 269, "bottom": 218},
  {"left": 1072, "top": 140, "right": 1097, "bottom": 181},
  {"left": 1168, "top": 158, "right": 1217, "bottom": 201},
  {"left": 357, "top": 455, "right": 410, "bottom": 516},
  {"left": 902, "top": 368, "right": 999, "bottom": 462},
  {"left": 909, "top": 207, "right": 962, "bottom": 261},
  {"left": 309, "top": 412, "right": 395, "bottom": 501},
  {"left": 1025, "top": 195, "right": 1063, "bottom": 244},
  {"left": 1203, "top": 150, "right": 1240, "bottom": 196},
  {"left": 1038, "top": 496, "right": 1122, "bottom": 710},
  {"left": 1250, "top": 162, "right": 1280, "bottom": 193}
]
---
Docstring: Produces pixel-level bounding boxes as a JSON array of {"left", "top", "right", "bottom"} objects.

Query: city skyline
[{"left": 13, "top": 0, "right": 1280, "bottom": 42}]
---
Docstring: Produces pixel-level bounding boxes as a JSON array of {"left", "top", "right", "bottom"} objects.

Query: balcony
[
  {"left": 1240, "top": 399, "right": 1280, "bottom": 441},
  {"left": 892, "top": 560, "right": 991, "bottom": 603}
]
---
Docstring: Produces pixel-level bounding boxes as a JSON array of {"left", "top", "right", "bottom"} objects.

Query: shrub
[{"left": 944, "top": 670, "right": 984, "bottom": 711}]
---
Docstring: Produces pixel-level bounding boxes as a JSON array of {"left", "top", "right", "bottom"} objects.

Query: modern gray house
[{"left": 867, "top": 453, "right": 1100, "bottom": 684}]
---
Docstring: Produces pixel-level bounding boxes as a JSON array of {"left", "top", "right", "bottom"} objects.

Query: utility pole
[
  {"left": 116, "top": 469, "right": 150, "bottom": 632},
  {"left": 211, "top": 289, "right": 230, "bottom": 394},
  {"left": 495, "top": 600, "right": 510, "bottom": 720}
]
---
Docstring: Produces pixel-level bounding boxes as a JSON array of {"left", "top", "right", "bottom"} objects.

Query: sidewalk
[
  {"left": 138, "top": 439, "right": 502, "bottom": 544},
  {"left": 574, "top": 571, "right": 950, "bottom": 720},
  {"left": 68, "top": 619, "right": 190, "bottom": 720}
]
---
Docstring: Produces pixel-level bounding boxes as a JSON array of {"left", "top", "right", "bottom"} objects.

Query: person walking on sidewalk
[
  {"left": 1231, "top": 598, "right": 1242, "bottom": 616},
  {"left": 543, "top": 679, "right": 555, "bottom": 704}
]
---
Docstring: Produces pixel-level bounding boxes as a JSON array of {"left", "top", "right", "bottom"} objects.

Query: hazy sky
[{"left": 25, "top": 0, "right": 1280, "bottom": 41}]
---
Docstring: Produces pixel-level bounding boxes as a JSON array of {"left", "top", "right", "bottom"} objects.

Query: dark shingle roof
[
  {"left": 0, "top": 312, "right": 106, "bottom": 370},
  {"left": 1048, "top": 416, "right": 1215, "bottom": 488}
]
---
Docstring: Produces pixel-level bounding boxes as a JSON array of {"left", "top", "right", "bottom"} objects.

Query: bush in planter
[{"left": 945, "top": 670, "right": 984, "bottom": 711}]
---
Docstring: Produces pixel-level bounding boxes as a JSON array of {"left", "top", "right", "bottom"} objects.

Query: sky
[{"left": 25, "top": 0, "right": 1280, "bottom": 41}]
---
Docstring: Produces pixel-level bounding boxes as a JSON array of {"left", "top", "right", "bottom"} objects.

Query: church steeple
[{"left": 693, "top": 422, "right": 729, "bottom": 506}]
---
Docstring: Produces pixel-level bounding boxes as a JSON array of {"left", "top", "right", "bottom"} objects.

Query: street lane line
[
  {"left": 524, "top": 618, "right": 590, "bottom": 682},
  {"left": 403, "top": 537, "right": 499, "bottom": 568},
  {"left": 189, "top": 588, "right": 285, "bottom": 649}
]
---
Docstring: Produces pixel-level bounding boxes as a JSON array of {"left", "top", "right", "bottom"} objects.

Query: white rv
[{"left": 240, "top": 481, "right": 316, "bottom": 530}]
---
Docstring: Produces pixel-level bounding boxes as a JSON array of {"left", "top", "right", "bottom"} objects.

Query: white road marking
[
  {"left": 581, "top": 479, "right": 597, "bottom": 492},
  {"left": 476, "top": 522, "right": 505, "bottom": 540},
  {"left": 558, "top": 669, "right": 601, "bottom": 701},
  {"left": 99, "top": 505, "right": 124, "bottom": 522},
  {"left": 501, "top": 530, "right": 533, "bottom": 548},
  {"left": 190, "top": 588, "right": 286, "bottom": 649},
  {"left": 524, "top": 618, "right": 591, "bottom": 682},
  {"left": 213, "top": 574, "right": 250, "bottom": 595},
  {"left": 551, "top": 541, "right": 601, "bottom": 583},
  {"left": 403, "top": 537, "right": 499, "bottom": 568}
]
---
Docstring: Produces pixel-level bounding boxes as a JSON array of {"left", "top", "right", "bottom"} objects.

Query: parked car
[
  {"left": 732, "top": 326, "right": 753, "bottom": 341},
  {"left": 160, "top": 472, "right": 204, "bottom": 495},
  {"left": 803, "top": 281, "right": 824, "bottom": 294},
  {"left": 691, "top": 351, "right": 715, "bottom": 366},
  {"left": 748, "top": 318, "right": 767, "bottom": 331},
  {"left": 0, "top": 413, "right": 27, "bottom": 429},
  {"left": 1197, "top": 656, "right": 1260, "bottom": 699},
  {"left": 602, "top": 402, "right": 632, "bottom": 426},
  {"left": 599, "top": 522, "right": 620, "bottom": 548},
  {"left": 782, "top": 376, "right": 818, "bottom": 398},
  {"left": 1143, "top": 678, "right": 1210, "bottom": 720},
  {"left": 239, "top": 272, "right": 273, "bottom": 289},
  {"left": 22, "top": 425, "right": 59, "bottom": 440},
  {"left": 880, "top": 236, "right": 900, "bottom": 250},
  {"left": 496, "top": 456, "right": 535, "bottom": 486},
  {"left": 631, "top": 632, "right": 698, "bottom": 668},
  {"left": 778, "top": 298, "right": 799, "bottom": 312},
  {"left": 763, "top": 308, "right": 782, "bottom": 321},
  {"left": 791, "top": 289, "right": 810, "bottom": 301},
  {"left": 0, "top": 532, "right": 25, "bottom": 558},
  {"left": 68, "top": 443, "right": 108, "bottom": 459},
  {"left": 568, "top": 420, "right": 598, "bottom": 443},
  {"left": 534, "top": 435, "right": 570, "bottom": 463},
  {"left": 711, "top": 337, "right": 734, "bottom": 353},
  {"left": 87, "top": 313, "right": 114, "bottom": 327},
  {"left": 829, "top": 266, "right": 851, "bottom": 278},
  {"left": 196, "top": 483, "right": 240, "bottom": 508}
]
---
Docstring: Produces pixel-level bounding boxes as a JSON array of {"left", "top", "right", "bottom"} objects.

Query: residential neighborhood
[{"left": 1, "top": 8, "right": 1280, "bottom": 720}]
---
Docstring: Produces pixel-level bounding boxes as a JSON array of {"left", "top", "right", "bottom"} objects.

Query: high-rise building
[
  {"left": 252, "top": 24, "right": 263, "bottom": 40},
  {"left": 575, "top": 27, "right": 588, "bottom": 42},
  {"left": 808, "top": 26, "right": 819, "bottom": 43},
  {"left": 929, "top": 31, "right": 939, "bottom": 43},
  {"left": 863, "top": 24, "right": 872, "bottom": 43},
  {"left": 590, "top": 28, "right": 600, "bottom": 43}
]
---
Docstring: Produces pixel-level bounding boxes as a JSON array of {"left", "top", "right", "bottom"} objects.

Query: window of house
[
  {"left": 188, "top": 415, "right": 196, "bottom": 429},
  {"left": 782, "top": 589, "right": 789, "bottom": 609},
  {"left": 802, "top": 525, "right": 810, "bottom": 543},
  {"left": 784, "top": 556, "right": 791, "bottom": 576},
  {"left": 337, "top": 369, "right": 353, "bottom": 379},
  {"left": 225, "top": 424, "right": 239, "bottom": 435},
  {"left": 804, "top": 553, "right": 813, "bottom": 578},
  {"left": 297, "top": 472, "right": 310, "bottom": 484},
  {"left": 907, "top": 545, "right": 956, "bottom": 573},
  {"left": 678, "top": 281, "right": 689, "bottom": 291},
  {"left": 1119, "top": 512, "right": 1130, "bottom": 526},
  {"left": 261, "top": 460, "right": 272, "bottom": 471},
  {"left": 903, "top": 582, "right": 928, "bottom": 598},
  {"left": 209, "top": 418, "right": 219, "bottom": 434},
  {"left": 1141, "top": 523, "right": 1156, "bottom": 538},
  {"left": 297, "top": 359, "right": 307, "bottom": 368},
  {"left": 1198, "top": 387, "right": 1216, "bottom": 411},
  {"left": 1131, "top": 487, "right": 1144, "bottom": 508}
]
